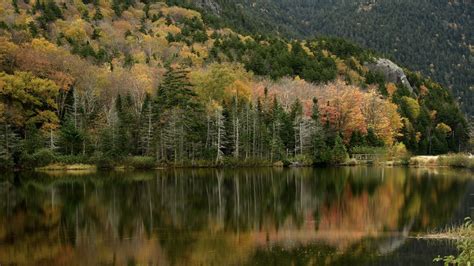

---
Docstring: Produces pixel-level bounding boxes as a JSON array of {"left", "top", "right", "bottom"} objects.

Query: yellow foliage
[
  {"left": 192, "top": 43, "right": 209, "bottom": 58},
  {"left": 0, "top": 71, "right": 60, "bottom": 128},
  {"left": 31, "top": 38, "right": 60, "bottom": 53},
  {"left": 60, "top": 19, "right": 90, "bottom": 42},
  {"left": 190, "top": 63, "right": 252, "bottom": 104},
  {"left": 206, "top": 99, "right": 223, "bottom": 114},
  {"left": 158, "top": 24, "right": 181, "bottom": 36},
  {"left": 401, "top": 96, "right": 420, "bottom": 120},
  {"left": 161, "top": 6, "right": 201, "bottom": 21},
  {"left": 389, "top": 142, "right": 410, "bottom": 160},
  {"left": 436, "top": 123, "right": 452, "bottom": 136},
  {"left": 347, "top": 69, "right": 364, "bottom": 85},
  {"left": 130, "top": 64, "right": 155, "bottom": 94},
  {"left": 0, "top": 37, "right": 18, "bottom": 64},
  {"left": 335, "top": 58, "right": 347, "bottom": 75},
  {"left": 240, "top": 35, "right": 253, "bottom": 43},
  {"left": 122, "top": 6, "right": 144, "bottom": 21},
  {"left": 363, "top": 88, "right": 403, "bottom": 146},
  {"left": 301, "top": 42, "right": 314, "bottom": 56},
  {"left": 225, "top": 80, "right": 252, "bottom": 102},
  {"left": 416, "top": 132, "right": 422, "bottom": 142}
]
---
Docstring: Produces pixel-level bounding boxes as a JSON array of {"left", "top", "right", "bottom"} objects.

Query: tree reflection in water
[{"left": 0, "top": 167, "right": 471, "bottom": 265}]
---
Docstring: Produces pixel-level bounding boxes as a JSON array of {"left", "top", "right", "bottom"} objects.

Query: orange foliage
[
  {"left": 318, "top": 81, "right": 367, "bottom": 142},
  {"left": 363, "top": 89, "right": 402, "bottom": 146}
]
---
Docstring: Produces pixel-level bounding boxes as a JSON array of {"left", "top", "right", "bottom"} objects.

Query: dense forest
[
  {"left": 0, "top": 0, "right": 469, "bottom": 169},
  {"left": 172, "top": 0, "right": 474, "bottom": 118}
]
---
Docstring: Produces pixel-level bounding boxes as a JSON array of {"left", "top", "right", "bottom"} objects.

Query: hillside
[
  {"left": 0, "top": 0, "right": 469, "bottom": 168},
  {"left": 174, "top": 0, "right": 474, "bottom": 117}
]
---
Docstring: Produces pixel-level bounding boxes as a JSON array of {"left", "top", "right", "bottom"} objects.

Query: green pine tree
[
  {"left": 310, "top": 98, "right": 330, "bottom": 164},
  {"left": 331, "top": 135, "right": 348, "bottom": 164}
]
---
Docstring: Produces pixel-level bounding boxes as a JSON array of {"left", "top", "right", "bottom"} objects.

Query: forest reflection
[{"left": 0, "top": 167, "right": 471, "bottom": 265}]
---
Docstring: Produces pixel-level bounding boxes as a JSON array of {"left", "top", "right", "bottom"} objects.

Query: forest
[
  {"left": 171, "top": 0, "right": 474, "bottom": 118},
  {"left": 0, "top": 0, "right": 470, "bottom": 169}
]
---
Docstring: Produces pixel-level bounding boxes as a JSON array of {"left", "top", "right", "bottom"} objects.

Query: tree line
[{"left": 0, "top": 0, "right": 470, "bottom": 169}]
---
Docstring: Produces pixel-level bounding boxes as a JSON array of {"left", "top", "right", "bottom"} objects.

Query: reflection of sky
[{"left": 0, "top": 167, "right": 471, "bottom": 265}]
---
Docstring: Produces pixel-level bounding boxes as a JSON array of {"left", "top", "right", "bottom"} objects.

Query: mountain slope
[
  {"left": 177, "top": 0, "right": 474, "bottom": 117},
  {"left": 0, "top": 0, "right": 470, "bottom": 169}
]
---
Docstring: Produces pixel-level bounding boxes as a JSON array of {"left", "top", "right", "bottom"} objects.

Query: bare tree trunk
[
  {"left": 147, "top": 104, "right": 152, "bottom": 155},
  {"left": 235, "top": 116, "right": 239, "bottom": 158},
  {"left": 253, "top": 110, "right": 257, "bottom": 157},
  {"left": 294, "top": 121, "right": 298, "bottom": 156},
  {"left": 216, "top": 109, "right": 224, "bottom": 163},
  {"left": 73, "top": 89, "right": 78, "bottom": 129},
  {"left": 245, "top": 103, "right": 250, "bottom": 159},
  {"left": 206, "top": 114, "right": 210, "bottom": 149},
  {"left": 300, "top": 122, "right": 303, "bottom": 156}
]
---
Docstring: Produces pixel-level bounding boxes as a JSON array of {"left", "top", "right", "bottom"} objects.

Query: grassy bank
[
  {"left": 20, "top": 148, "right": 474, "bottom": 172},
  {"left": 432, "top": 218, "right": 474, "bottom": 264},
  {"left": 34, "top": 155, "right": 274, "bottom": 171},
  {"left": 36, "top": 163, "right": 96, "bottom": 171},
  {"left": 410, "top": 154, "right": 474, "bottom": 169}
]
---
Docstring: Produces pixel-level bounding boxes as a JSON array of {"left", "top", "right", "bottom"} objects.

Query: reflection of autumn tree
[{"left": 0, "top": 168, "right": 470, "bottom": 265}]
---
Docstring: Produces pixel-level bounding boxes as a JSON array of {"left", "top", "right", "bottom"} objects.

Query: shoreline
[{"left": 3, "top": 154, "right": 472, "bottom": 173}]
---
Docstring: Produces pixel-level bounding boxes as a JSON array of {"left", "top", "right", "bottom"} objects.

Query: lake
[{"left": 0, "top": 167, "right": 472, "bottom": 265}]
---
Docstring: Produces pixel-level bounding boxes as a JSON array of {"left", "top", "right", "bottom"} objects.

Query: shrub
[
  {"left": 31, "top": 148, "right": 57, "bottom": 167},
  {"left": 273, "top": 161, "right": 284, "bottom": 167},
  {"left": 351, "top": 146, "right": 386, "bottom": 155},
  {"left": 291, "top": 154, "right": 313, "bottom": 166},
  {"left": 221, "top": 157, "right": 272, "bottom": 167},
  {"left": 388, "top": 142, "right": 410, "bottom": 162},
  {"left": 126, "top": 156, "right": 156, "bottom": 169},
  {"left": 57, "top": 155, "right": 91, "bottom": 164},
  {"left": 331, "top": 135, "right": 348, "bottom": 164},
  {"left": 438, "top": 154, "right": 473, "bottom": 169},
  {"left": 434, "top": 217, "right": 474, "bottom": 264},
  {"left": 92, "top": 153, "right": 115, "bottom": 169}
]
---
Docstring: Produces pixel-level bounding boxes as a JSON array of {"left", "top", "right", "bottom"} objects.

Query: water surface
[{"left": 0, "top": 167, "right": 472, "bottom": 265}]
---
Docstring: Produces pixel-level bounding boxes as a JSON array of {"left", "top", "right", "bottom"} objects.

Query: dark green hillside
[{"left": 174, "top": 0, "right": 474, "bottom": 117}]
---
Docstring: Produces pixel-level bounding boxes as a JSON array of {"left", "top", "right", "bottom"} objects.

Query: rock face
[
  {"left": 193, "top": 0, "right": 221, "bottom": 15},
  {"left": 366, "top": 58, "right": 414, "bottom": 94}
]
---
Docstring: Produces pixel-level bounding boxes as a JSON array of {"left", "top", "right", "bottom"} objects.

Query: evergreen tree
[
  {"left": 23, "top": 124, "right": 44, "bottom": 154},
  {"left": 36, "top": 0, "right": 63, "bottom": 28},
  {"left": 114, "top": 94, "right": 137, "bottom": 156},
  {"left": 310, "top": 98, "right": 329, "bottom": 164},
  {"left": 59, "top": 116, "right": 84, "bottom": 155},
  {"left": 154, "top": 65, "right": 204, "bottom": 162},
  {"left": 99, "top": 126, "right": 115, "bottom": 158},
  {"left": 331, "top": 134, "right": 348, "bottom": 164},
  {"left": 139, "top": 94, "right": 154, "bottom": 156},
  {"left": 93, "top": 7, "right": 103, "bottom": 21},
  {"left": 366, "top": 128, "right": 384, "bottom": 147},
  {"left": 12, "top": 0, "right": 19, "bottom": 13},
  {"left": 290, "top": 98, "right": 303, "bottom": 155},
  {"left": 0, "top": 122, "right": 19, "bottom": 168},
  {"left": 269, "top": 97, "right": 286, "bottom": 161},
  {"left": 349, "top": 131, "right": 366, "bottom": 150}
]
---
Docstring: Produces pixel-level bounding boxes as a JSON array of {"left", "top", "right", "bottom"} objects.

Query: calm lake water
[{"left": 0, "top": 167, "right": 472, "bottom": 265}]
